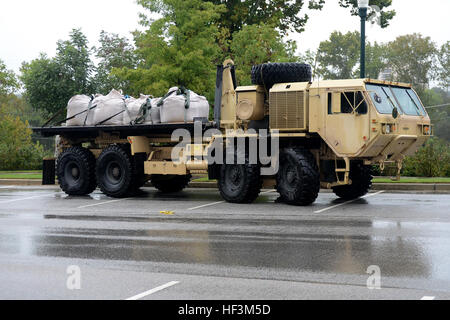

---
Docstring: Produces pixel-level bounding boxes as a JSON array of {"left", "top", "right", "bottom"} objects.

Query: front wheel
[
  {"left": 218, "top": 155, "right": 262, "bottom": 204},
  {"left": 276, "top": 147, "right": 320, "bottom": 206},
  {"left": 332, "top": 163, "right": 373, "bottom": 200}
]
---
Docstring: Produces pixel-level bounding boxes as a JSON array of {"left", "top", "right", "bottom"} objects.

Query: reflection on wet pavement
[{"left": 0, "top": 188, "right": 450, "bottom": 286}]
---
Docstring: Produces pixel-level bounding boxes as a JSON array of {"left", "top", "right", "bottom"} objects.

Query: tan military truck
[{"left": 34, "top": 60, "right": 432, "bottom": 206}]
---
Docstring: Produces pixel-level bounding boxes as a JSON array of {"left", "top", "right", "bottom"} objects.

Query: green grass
[
  {"left": 0, "top": 171, "right": 43, "bottom": 179},
  {"left": 372, "top": 177, "right": 450, "bottom": 183},
  {"left": 193, "top": 177, "right": 216, "bottom": 182}
]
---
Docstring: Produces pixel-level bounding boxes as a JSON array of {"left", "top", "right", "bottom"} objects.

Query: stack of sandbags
[
  {"left": 123, "top": 94, "right": 161, "bottom": 125},
  {"left": 66, "top": 95, "right": 95, "bottom": 126},
  {"left": 158, "top": 87, "right": 209, "bottom": 123},
  {"left": 93, "top": 89, "right": 127, "bottom": 126}
]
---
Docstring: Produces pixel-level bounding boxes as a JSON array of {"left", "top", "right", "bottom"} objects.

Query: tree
[
  {"left": 338, "top": 0, "right": 396, "bottom": 28},
  {"left": 421, "top": 88, "right": 450, "bottom": 141},
  {"left": 0, "top": 94, "right": 47, "bottom": 127},
  {"left": 115, "top": 0, "right": 226, "bottom": 101},
  {"left": 230, "top": 23, "right": 298, "bottom": 85},
  {"left": 93, "top": 31, "right": 138, "bottom": 95},
  {"left": 0, "top": 59, "right": 18, "bottom": 95},
  {"left": 208, "top": 0, "right": 325, "bottom": 37},
  {"left": 55, "top": 29, "right": 95, "bottom": 93},
  {"left": 365, "top": 41, "right": 387, "bottom": 79},
  {"left": 437, "top": 41, "right": 449, "bottom": 92},
  {"left": 385, "top": 33, "right": 437, "bottom": 96},
  {"left": 21, "top": 29, "right": 95, "bottom": 115},
  {"left": 0, "top": 104, "right": 46, "bottom": 170},
  {"left": 316, "top": 31, "right": 386, "bottom": 80},
  {"left": 317, "top": 31, "right": 360, "bottom": 79}
]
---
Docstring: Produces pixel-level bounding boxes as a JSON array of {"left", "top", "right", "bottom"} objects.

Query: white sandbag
[
  {"left": 159, "top": 88, "right": 209, "bottom": 123},
  {"left": 122, "top": 94, "right": 161, "bottom": 125},
  {"left": 66, "top": 95, "right": 92, "bottom": 126},
  {"left": 93, "top": 89, "right": 126, "bottom": 126}
]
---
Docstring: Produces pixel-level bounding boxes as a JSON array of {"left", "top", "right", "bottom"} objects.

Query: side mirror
[{"left": 392, "top": 107, "right": 399, "bottom": 119}]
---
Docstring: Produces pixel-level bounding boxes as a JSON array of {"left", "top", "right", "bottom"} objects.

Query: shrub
[
  {"left": 0, "top": 106, "right": 47, "bottom": 170},
  {"left": 402, "top": 137, "right": 450, "bottom": 177}
]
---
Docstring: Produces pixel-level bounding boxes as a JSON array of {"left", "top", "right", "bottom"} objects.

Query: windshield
[
  {"left": 406, "top": 88, "right": 426, "bottom": 116},
  {"left": 366, "top": 84, "right": 426, "bottom": 116},
  {"left": 366, "top": 84, "right": 400, "bottom": 114}
]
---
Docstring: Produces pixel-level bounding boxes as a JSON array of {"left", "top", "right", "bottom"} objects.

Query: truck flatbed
[{"left": 33, "top": 121, "right": 216, "bottom": 139}]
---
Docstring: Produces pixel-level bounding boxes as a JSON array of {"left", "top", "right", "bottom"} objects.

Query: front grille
[{"left": 269, "top": 91, "right": 305, "bottom": 130}]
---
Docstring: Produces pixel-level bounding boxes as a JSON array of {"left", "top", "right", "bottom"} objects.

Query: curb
[
  {"left": 0, "top": 179, "right": 45, "bottom": 186},
  {"left": 1, "top": 179, "right": 450, "bottom": 193},
  {"left": 187, "top": 182, "right": 450, "bottom": 192}
]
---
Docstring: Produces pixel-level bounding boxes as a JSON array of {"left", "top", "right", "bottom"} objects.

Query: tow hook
[
  {"left": 391, "top": 159, "right": 403, "bottom": 181},
  {"left": 379, "top": 160, "right": 385, "bottom": 172}
]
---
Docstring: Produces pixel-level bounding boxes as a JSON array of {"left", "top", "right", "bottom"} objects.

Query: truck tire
[
  {"left": 276, "top": 147, "right": 320, "bottom": 206},
  {"left": 96, "top": 145, "right": 134, "bottom": 198},
  {"left": 218, "top": 153, "right": 262, "bottom": 204},
  {"left": 57, "top": 146, "right": 97, "bottom": 196},
  {"left": 151, "top": 174, "right": 192, "bottom": 193},
  {"left": 251, "top": 63, "right": 312, "bottom": 89},
  {"left": 332, "top": 163, "right": 373, "bottom": 200}
]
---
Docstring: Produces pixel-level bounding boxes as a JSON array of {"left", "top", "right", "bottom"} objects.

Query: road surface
[{"left": 0, "top": 185, "right": 449, "bottom": 300}]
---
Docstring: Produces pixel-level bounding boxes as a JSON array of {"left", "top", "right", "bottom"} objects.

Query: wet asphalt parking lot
[{"left": 0, "top": 185, "right": 449, "bottom": 300}]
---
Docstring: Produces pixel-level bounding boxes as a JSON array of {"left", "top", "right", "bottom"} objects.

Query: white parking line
[
  {"left": 0, "top": 193, "right": 55, "bottom": 204},
  {"left": 77, "top": 198, "right": 130, "bottom": 209},
  {"left": 0, "top": 186, "right": 11, "bottom": 189},
  {"left": 188, "top": 190, "right": 276, "bottom": 211},
  {"left": 125, "top": 281, "right": 179, "bottom": 300},
  {"left": 188, "top": 200, "right": 225, "bottom": 211},
  {"left": 421, "top": 296, "right": 435, "bottom": 300},
  {"left": 314, "top": 190, "right": 385, "bottom": 213}
]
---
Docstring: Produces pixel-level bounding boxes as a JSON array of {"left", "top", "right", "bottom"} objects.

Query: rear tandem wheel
[{"left": 56, "top": 146, "right": 97, "bottom": 196}]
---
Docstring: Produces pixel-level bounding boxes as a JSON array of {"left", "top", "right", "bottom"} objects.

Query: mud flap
[{"left": 42, "top": 158, "right": 56, "bottom": 185}]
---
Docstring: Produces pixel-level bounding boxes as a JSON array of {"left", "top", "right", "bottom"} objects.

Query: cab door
[{"left": 324, "top": 90, "right": 370, "bottom": 156}]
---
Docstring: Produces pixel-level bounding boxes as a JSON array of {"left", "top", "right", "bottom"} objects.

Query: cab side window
[
  {"left": 328, "top": 92, "right": 332, "bottom": 114},
  {"left": 341, "top": 91, "right": 368, "bottom": 114},
  {"left": 341, "top": 92, "right": 354, "bottom": 113}
]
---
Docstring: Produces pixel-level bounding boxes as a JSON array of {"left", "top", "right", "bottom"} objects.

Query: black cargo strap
[
  {"left": 183, "top": 89, "right": 190, "bottom": 122},
  {"left": 42, "top": 107, "right": 66, "bottom": 128},
  {"left": 83, "top": 95, "right": 95, "bottom": 126},
  {"left": 134, "top": 98, "right": 153, "bottom": 125}
]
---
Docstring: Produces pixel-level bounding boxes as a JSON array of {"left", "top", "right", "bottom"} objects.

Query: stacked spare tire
[
  {"left": 65, "top": 87, "right": 209, "bottom": 127},
  {"left": 251, "top": 62, "right": 312, "bottom": 89}
]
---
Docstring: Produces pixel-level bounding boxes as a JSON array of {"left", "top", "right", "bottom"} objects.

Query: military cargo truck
[{"left": 33, "top": 60, "right": 432, "bottom": 205}]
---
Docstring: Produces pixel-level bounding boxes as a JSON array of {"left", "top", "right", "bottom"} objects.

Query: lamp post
[{"left": 358, "top": 0, "right": 369, "bottom": 78}]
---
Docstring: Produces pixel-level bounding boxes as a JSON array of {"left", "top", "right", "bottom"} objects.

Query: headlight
[
  {"left": 423, "top": 125, "right": 431, "bottom": 135},
  {"left": 383, "top": 124, "right": 392, "bottom": 134}
]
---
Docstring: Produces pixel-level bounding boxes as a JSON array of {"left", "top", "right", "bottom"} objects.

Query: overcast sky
[{"left": 0, "top": 0, "right": 449, "bottom": 74}]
